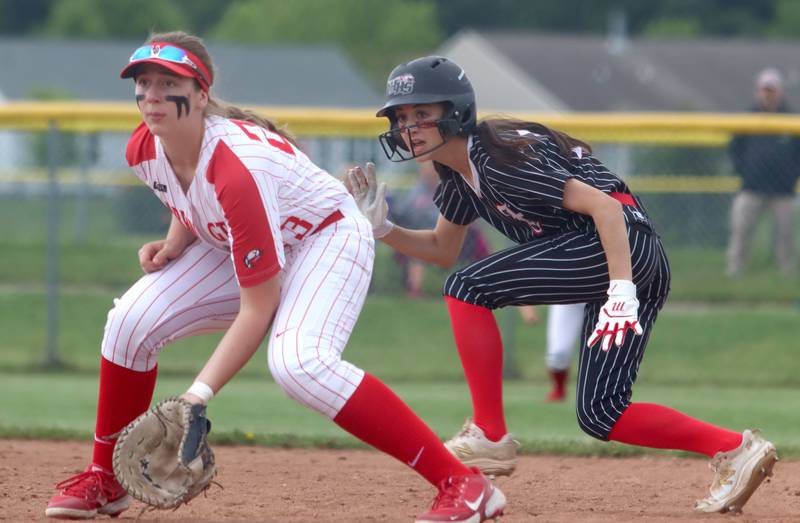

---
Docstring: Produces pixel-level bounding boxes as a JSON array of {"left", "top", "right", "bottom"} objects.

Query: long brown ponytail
[
  {"left": 205, "top": 99, "right": 298, "bottom": 146},
  {"left": 476, "top": 117, "right": 591, "bottom": 166}
]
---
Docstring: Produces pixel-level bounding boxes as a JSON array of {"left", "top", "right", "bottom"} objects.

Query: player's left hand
[
  {"left": 113, "top": 397, "right": 216, "bottom": 510},
  {"left": 587, "top": 280, "right": 644, "bottom": 351},
  {"left": 346, "top": 162, "right": 393, "bottom": 238}
]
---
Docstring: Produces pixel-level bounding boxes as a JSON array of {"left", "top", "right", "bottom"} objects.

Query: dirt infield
[{"left": 2, "top": 439, "right": 799, "bottom": 522}]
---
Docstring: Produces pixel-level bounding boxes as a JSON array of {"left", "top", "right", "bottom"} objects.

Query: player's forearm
[
  {"left": 563, "top": 178, "right": 633, "bottom": 281},
  {"left": 194, "top": 309, "right": 271, "bottom": 395},
  {"left": 591, "top": 201, "right": 633, "bottom": 281},
  {"left": 165, "top": 214, "right": 197, "bottom": 251},
  {"left": 381, "top": 225, "right": 460, "bottom": 267},
  {"left": 194, "top": 278, "right": 280, "bottom": 396}
]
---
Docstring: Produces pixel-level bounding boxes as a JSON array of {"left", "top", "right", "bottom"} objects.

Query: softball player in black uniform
[{"left": 347, "top": 56, "right": 778, "bottom": 515}]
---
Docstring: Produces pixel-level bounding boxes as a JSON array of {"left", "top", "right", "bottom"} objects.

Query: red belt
[
  {"left": 311, "top": 210, "right": 344, "bottom": 235},
  {"left": 610, "top": 192, "right": 637, "bottom": 207}
]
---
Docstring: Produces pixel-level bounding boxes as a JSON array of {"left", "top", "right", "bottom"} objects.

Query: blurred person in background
[
  {"left": 541, "top": 303, "right": 585, "bottom": 402},
  {"left": 349, "top": 55, "right": 778, "bottom": 516},
  {"left": 45, "top": 33, "right": 504, "bottom": 523},
  {"left": 517, "top": 303, "right": 584, "bottom": 402},
  {"left": 727, "top": 67, "right": 800, "bottom": 276},
  {"left": 392, "top": 160, "right": 490, "bottom": 299},
  {"left": 390, "top": 160, "right": 441, "bottom": 298}
]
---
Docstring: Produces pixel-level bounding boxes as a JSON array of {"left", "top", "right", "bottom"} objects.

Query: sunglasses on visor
[{"left": 128, "top": 44, "right": 211, "bottom": 87}]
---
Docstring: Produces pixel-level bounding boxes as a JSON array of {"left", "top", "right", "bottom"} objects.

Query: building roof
[
  {"left": 439, "top": 30, "right": 800, "bottom": 112},
  {"left": 0, "top": 37, "right": 381, "bottom": 107}
]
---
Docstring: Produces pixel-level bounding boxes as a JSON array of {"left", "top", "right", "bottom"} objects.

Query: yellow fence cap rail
[{"left": 4, "top": 102, "right": 800, "bottom": 143}]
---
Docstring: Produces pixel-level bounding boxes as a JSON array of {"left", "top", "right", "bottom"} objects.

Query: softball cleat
[
  {"left": 444, "top": 419, "right": 519, "bottom": 477},
  {"left": 416, "top": 467, "right": 506, "bottom": 523},
  {"left": 694, "top": 429, "right": 778, "bottom": 514},
  {"left": 45, "top": 464, "right": 130, "bottom": 519}
]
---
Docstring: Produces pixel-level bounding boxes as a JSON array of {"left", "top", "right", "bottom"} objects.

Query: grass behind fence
[
  {"left": 0, "top": 238, "right": 798, "bottom": 302},
  {"left": 0, "top": 194, "right": 798, "bottom": 302}
]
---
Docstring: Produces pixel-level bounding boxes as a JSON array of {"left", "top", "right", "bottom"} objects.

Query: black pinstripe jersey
[{"left": 433, "top": 130, "right": 654, "bottom": 244}]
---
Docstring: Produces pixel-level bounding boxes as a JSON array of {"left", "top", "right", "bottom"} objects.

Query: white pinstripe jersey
[{"left": 125, "top": 115, "right": 348, "bottom": 288}]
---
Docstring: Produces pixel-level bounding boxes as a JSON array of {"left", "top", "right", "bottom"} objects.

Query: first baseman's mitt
[{"left": 112, "top": 397, "right": 216, "bottom": 509}]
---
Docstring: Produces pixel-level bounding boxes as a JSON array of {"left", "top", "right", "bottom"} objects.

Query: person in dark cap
[{"left": 727, "top": 67, "right": 799, "bottom": 276}]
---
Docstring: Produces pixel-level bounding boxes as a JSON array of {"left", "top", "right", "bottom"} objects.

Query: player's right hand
[
  {"left": 139, "top": 240, "right": 183, "bottom": 273},
  {"left": 346, "top": 162, "right": 393, "bottom": 238},
  {"left": 587, "top": 280, "right": 644, "bottom": 351}
]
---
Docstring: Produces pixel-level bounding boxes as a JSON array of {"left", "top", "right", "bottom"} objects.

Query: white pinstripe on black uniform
[{"left": 436, "top": 131, "right": 671, "bottom": 440}]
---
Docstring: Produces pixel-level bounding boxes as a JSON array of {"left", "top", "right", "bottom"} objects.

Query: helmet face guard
[
  {"left": 376, "top": 56, "right": 476, "bottom": 162},
  {"left": 378, "top": 118, "right": 461, "bottom": 162}
]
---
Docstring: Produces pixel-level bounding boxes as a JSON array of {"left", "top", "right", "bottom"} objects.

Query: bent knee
[
  {"left": 268, "top": 347, "right": 363, "bottom": 418},
  {"left": 443, "top": 271, "right": 472, "bottom": 300},
  {"left": 443, "top": 272, "right": 461, "bottom": 295},
  {"left": 269, "top": 353, "right": 327, "bottom": 385},
  {"left": 576, "top": 415, "right": 612, "bottom": 441},
  {"left": 100, "top": 303, "right": 160, "bottom": 372},
  {"left": 268, "top": 352, "right": 354, "bottom": 393},
  {"left": 101, "top": 342, "right": 158, "bottom": 372},
  {"left": 575, "top": 400, "right": 628, "bottom": 441}
]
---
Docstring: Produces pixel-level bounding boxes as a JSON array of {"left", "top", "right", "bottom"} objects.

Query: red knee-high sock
[
  {"left": 92, "top": 357, "right": 157, "bottom": 470},
  {"left": 445, "top": 296, "right": 507, "bottom": 441},
  {"left": 550, "top": 369, "right": 568, "bottom": 395},
  {"left": 334, "top": 373, "right": 471, "bottom": 486},
  {"left": 608, "top": 402, "right": 743, "bottom": 457}
]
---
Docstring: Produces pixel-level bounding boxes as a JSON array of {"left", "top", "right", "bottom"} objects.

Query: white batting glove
[
  {"left": 346, "top": 162, "right": 393, "bottom": 238},
  {"left": 587, "top": 280, "right": 644, "bottom": 351}
]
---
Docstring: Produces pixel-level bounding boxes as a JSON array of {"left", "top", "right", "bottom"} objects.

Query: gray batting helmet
[{"left": 377, "top": 56, "right": 476, "bottom": 161}]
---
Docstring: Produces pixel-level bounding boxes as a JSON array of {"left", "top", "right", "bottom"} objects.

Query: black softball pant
[{"left": 443, "top": 224, "right": 671, "bottom": 440}]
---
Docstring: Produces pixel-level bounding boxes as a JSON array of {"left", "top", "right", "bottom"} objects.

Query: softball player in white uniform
[
  {"left": 46, "top": 33, "right": 505, "bottom": 523},
  {"left": 543, "top": 303, "right": 585, "bottom": 401}
]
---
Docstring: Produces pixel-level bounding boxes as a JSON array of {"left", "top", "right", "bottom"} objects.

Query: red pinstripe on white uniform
[
  {"left": 101, "top": 116, "right": 373, "bottom": 418},
  {"left": 267, "top": 203, "right": 374, "bottom": 417}
]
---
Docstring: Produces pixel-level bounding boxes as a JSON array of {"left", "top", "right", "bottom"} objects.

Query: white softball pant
[
  {"left": 101, "top": 199, "right": 374, "bottom": 419},
  {"left": 545, "top": 303, "right": 585, "bottom": 371}
]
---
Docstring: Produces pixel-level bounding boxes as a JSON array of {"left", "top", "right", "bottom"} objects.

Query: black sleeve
[
  {"left": 433, "top": 177, "right": 478, "bottom": 225},
  {"left": 793, "top": 137, "right": 800, "bottom": 163}
]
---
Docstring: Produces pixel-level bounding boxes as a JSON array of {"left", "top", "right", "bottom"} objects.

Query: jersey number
[{"left": 232, "top": 120, "right": 295, "bottom": 156}]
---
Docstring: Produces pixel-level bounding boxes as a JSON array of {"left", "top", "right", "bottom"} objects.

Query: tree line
[{"left": 2, "top": 0, "right": 799, "bottom": 85}]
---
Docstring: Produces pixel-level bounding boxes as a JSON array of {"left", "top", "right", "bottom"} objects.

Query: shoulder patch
[{"left": 125, "top": 122, "right": 156, "bottom": 167}]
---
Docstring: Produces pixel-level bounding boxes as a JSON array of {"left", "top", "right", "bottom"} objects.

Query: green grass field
[
  {"left": 1, "top": 372, "right": 798, "bottom": 457},
  {"left": 0, "top": 194, "right": 798, "bottom": 302},
  {"left": 1, "top": 194, "right": 798, "bottom": 458},
  {"left": 1, "top": 292, "right": 798, "bottom": 456},
  {"left": 2, "top": 292, "right": 799, "bottom": 386}
]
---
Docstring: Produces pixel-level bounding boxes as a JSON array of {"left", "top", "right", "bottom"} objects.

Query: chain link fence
[{"left": 1, "top": 106, "right": 798, "bottom": 367}]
